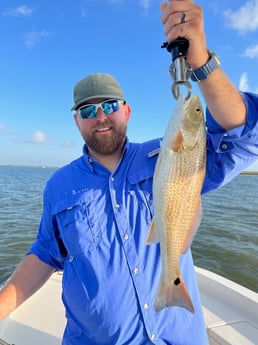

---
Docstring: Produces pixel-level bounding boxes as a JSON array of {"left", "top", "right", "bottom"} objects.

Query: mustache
[{"left": 92, "top": 120, "right": 113, "bottom": 131}]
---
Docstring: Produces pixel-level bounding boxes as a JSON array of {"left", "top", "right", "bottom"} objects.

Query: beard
[{"left": 82, "top": 121, "right": 127, "bottom": 155}]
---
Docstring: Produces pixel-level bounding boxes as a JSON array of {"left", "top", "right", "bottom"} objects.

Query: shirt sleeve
[
  {"left": 202, "top": 92, "right": 258, "bottom": 193},
  {"left": 27, "top": 184, "right": 66, "bottom": 271}
]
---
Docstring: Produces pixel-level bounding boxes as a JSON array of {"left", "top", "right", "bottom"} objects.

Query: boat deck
[
  {"left": 0, "top": 273, "right": 65, "bottom": 345},
  {"left": 0, "top": 268, "right": 257, "bottom": 345},
  {"left": 196, "top": 267, "right": 258, "bottom": 345}
]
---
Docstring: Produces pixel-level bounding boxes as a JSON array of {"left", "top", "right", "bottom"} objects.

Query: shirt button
[
  {"left": 143, "top": 303, "right": 149, "bottom": 309},
  {"left": 150, "top": 334, "right": 156, "bottom": 341},
  {"left": 221, "top": 143, "right": 227, "bottom": 150},
  {"left": 110, "top": 176, "right": 115, "bottom": 182},
  {"left": 115, "top": 204, "right": 120, "bottom": 209},
  {"left": 124, "top": 234, "right": 129, "bottom": 240},
  {"left": 133, "top": 268, "right": 139, "bottom": 274}
]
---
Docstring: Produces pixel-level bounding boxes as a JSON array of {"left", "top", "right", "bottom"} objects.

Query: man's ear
[
  {"left": 74, "top": 113, "right": 80, "bottom": 129},
  {"left": 124, "top": 104, "right": 131, "bottom": 121}
]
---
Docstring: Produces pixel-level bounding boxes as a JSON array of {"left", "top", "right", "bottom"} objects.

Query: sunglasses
[{"left": 76, "top": 99, "right": 125, "bottom": 119}]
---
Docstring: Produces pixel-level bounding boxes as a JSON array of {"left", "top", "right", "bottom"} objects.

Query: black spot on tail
[{"left": 174, "top": 277, "right": 181, "bottom": 286}]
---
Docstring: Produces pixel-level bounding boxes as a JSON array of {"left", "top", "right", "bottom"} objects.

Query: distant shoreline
[
  {"left": 0, "top": 164, "right": 59, "bottom": 169},
  {"left": 241, "top": 171, "right": 258, "bottom": 175},
  {"left": 1, "top": 164, "right": 258, "bottom": 174}
]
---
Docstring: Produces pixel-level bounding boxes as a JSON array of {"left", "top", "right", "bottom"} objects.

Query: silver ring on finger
[{"left": 180, "top": 12, "right": 186, "bottom": 24}]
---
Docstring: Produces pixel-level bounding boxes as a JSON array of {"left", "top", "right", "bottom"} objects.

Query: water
[
  {"left": 0, "top": 166, "right": 56, "bottom": 283},
  {"left": 0, "top": 166, "right": 258, "bottom": 292},
  {"left": 193, "top": 172, "right": 258, "bottom": 292}
]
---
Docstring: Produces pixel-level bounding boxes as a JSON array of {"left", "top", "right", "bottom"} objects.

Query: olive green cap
[{"left": 71, "top": 73, "right": 124, "bottom": 111}]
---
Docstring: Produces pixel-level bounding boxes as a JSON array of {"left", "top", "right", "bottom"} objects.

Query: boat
[
  {"left": 196, "top": 267, "right": 258, "bottom": 345},
  {"left": 0, "top": 267, "right": 257, "bottom": 345}
]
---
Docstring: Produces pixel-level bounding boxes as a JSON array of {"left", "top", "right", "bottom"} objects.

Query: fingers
[
  {"left": 160, "top": 1, "right": 208, "bottom": 68},
  {"left": 160, "top": 2, "right": 167, "bottom": 12},
  {"left": 163, "top": 7, "right": 201, "bottom": 43},
  {"left": 160, "top": 0, "right": 194, "bottom": 20},
  {"left": 161, "top": 1, "right": 198, "bottom": 36}
]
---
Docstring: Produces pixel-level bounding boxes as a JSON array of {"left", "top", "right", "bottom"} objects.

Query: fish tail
[{"left": 154, "top": 276, "right": 194, "bottom": 313}]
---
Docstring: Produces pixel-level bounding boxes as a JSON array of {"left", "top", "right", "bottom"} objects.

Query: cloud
[
  {"left": 140, "top": 0, "right": 151, "bottom": 12},
  {"left": 239, "top": 73, "right": 250, "bottom": 92},
  {"left": 108, "top": 0, "right": 151, "bottom": 14},
  {"left": 239, "top": 72, "right": 258, "bottom": 93},
  {"left": 0, "top": 122, "right": 10, "bottom": 134},
  {"left": 139, "top": 0, "right": 152, "bottom": 15},
  {"left": 31, "top": 130, "right": 49, "bottom": 144},
  {"left": 80, "top": 10, "right": 87, "bottom": 17},
  {"left": 19, "top": 130, "right": 50, "bottom": 144},
  {"left": 208, "top": 3, "right": 219, "bottom": 16},
  {"left": 223, "top": 0, "right": 258, "bottom": 33},
  {"left": 62, "top": 140, "right": 76, "bottom": 148},
  {"left": 243, "top": 44, "right": 258, "bottom": 58},
  {"left": 2, "top": 5, "right": 33, "bottom": 17},
  {"left": 24, "top": 30, "right": 50, "bottom": 48},
  {"left": 89, "top": 0, "right": 151, "bottom": 15}
]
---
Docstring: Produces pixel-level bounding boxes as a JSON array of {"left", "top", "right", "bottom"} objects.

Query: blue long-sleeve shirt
[{"left": 29, "top": 92, "right": 258, "bottom": 345}]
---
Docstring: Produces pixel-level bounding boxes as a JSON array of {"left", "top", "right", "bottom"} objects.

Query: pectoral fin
[
  {"left": 146, "top": 220, "right": 159, "bottom": 244},
  {"left": 171, "top": 129, "right": 184, "bottom": 151}
]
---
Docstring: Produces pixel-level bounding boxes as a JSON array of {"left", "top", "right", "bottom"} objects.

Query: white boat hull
[
  {"left": 0, "top": 273, "right": 65, "bottom": 345},
  {"left": 196, "top": 267, "right": 258, "bottom": 345},
  {"left": 0, "top": 268, "right": 257, "bottom": 345}
]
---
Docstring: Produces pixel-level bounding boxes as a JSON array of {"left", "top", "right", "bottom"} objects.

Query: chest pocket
[
  {"left": 127, "top": 167, "right": 155, "bottom": 221},
  {"left": 54, "top": 192, "right": 106, "bottom": 256}
]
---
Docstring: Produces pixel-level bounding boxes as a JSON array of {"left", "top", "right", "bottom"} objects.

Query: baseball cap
[{"left": 71, "top": 73, "right": 125, "bottom": 111}]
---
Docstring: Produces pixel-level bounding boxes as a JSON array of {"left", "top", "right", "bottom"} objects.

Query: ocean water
[{"left": 0, "top": 165, "right": 257, "bottom": 292}]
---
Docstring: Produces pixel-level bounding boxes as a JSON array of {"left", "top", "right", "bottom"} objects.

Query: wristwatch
[{"left": 191, "top": 50, "right": 220, "bottom": 82}]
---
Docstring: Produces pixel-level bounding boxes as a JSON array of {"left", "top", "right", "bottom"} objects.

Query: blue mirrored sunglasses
[{"left": 76, "top": 99, "right": 125, "bottom": 119}]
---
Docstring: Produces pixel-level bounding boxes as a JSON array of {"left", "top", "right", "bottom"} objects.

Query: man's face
[{"left": 74, "top": 98, "right": 131, "bottom": 156}]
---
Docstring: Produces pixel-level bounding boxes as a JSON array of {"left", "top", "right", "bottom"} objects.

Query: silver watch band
[{"left": 191, "top": 50, "right": 220, "bottom": 82}]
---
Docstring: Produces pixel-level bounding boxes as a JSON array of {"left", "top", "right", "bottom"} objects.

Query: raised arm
[
  {"left": 160, "top": 0, "right": 246, "bottom": 130},
  {"left": 0, "top": 254, "right": 54, "bottom": 320}
]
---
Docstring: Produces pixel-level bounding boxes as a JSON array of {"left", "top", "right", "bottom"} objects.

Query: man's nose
[{"left": 95, "top": 106, "right": 107, "bottom": 120}]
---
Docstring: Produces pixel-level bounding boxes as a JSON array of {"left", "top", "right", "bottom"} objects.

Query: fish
[{"left": 146, "top": 94, "right": 206, "bottom": 313}]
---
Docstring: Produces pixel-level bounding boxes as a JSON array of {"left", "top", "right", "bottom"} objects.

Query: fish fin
[
  {"left": 182, "top": 202, "right": 203, "bottom": 253},
  {"left": 171, "top": 129, "right": 184, "bottom": 151},
  {"left": 154, "top": 276, "right": 194, "bottom": 313},
  {"left": 154, "top": 150, "right": 162, "bottom": 177},
  {"left": 146, "top": 220, "right": 159, "bottom": 244}
]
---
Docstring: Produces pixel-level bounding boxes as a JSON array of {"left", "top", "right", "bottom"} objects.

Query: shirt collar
[{"left": 81, "top": 138, "right": 130, "bottom": 173}]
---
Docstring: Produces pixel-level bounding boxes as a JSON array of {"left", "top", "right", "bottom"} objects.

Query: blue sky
[{"left": 1, "top": 0, "right": 258, "bottom": 169}]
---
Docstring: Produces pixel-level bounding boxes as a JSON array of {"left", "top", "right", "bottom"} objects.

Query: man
[{"left": 1, "top": 1, "right": 258, "bottom": 344}]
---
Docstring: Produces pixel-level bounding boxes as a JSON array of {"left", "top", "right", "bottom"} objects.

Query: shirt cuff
[{"left": 206, "top": 92, "right": 258, "bottom": 153}]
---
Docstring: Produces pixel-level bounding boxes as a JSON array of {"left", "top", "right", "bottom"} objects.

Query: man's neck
[{"left": 88, "top": 146, "right": 124, "bottom": 173}]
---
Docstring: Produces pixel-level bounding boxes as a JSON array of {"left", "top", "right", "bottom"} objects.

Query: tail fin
[{"left": 154, "top": 276, "right": 194, "bottom": 313}]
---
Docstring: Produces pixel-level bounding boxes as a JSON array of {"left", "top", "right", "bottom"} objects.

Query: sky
[{"left": 1, "top": 0, "right": 258, "bottom": 169}]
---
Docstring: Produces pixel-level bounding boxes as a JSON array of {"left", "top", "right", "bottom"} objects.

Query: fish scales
[{"left": 147, "top": 94, "right": 206, "bottom": 313}]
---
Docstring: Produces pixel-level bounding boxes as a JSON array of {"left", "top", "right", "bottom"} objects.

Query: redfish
[{"left": 147, "top": 94, "right": 206, "bottom": 313}]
